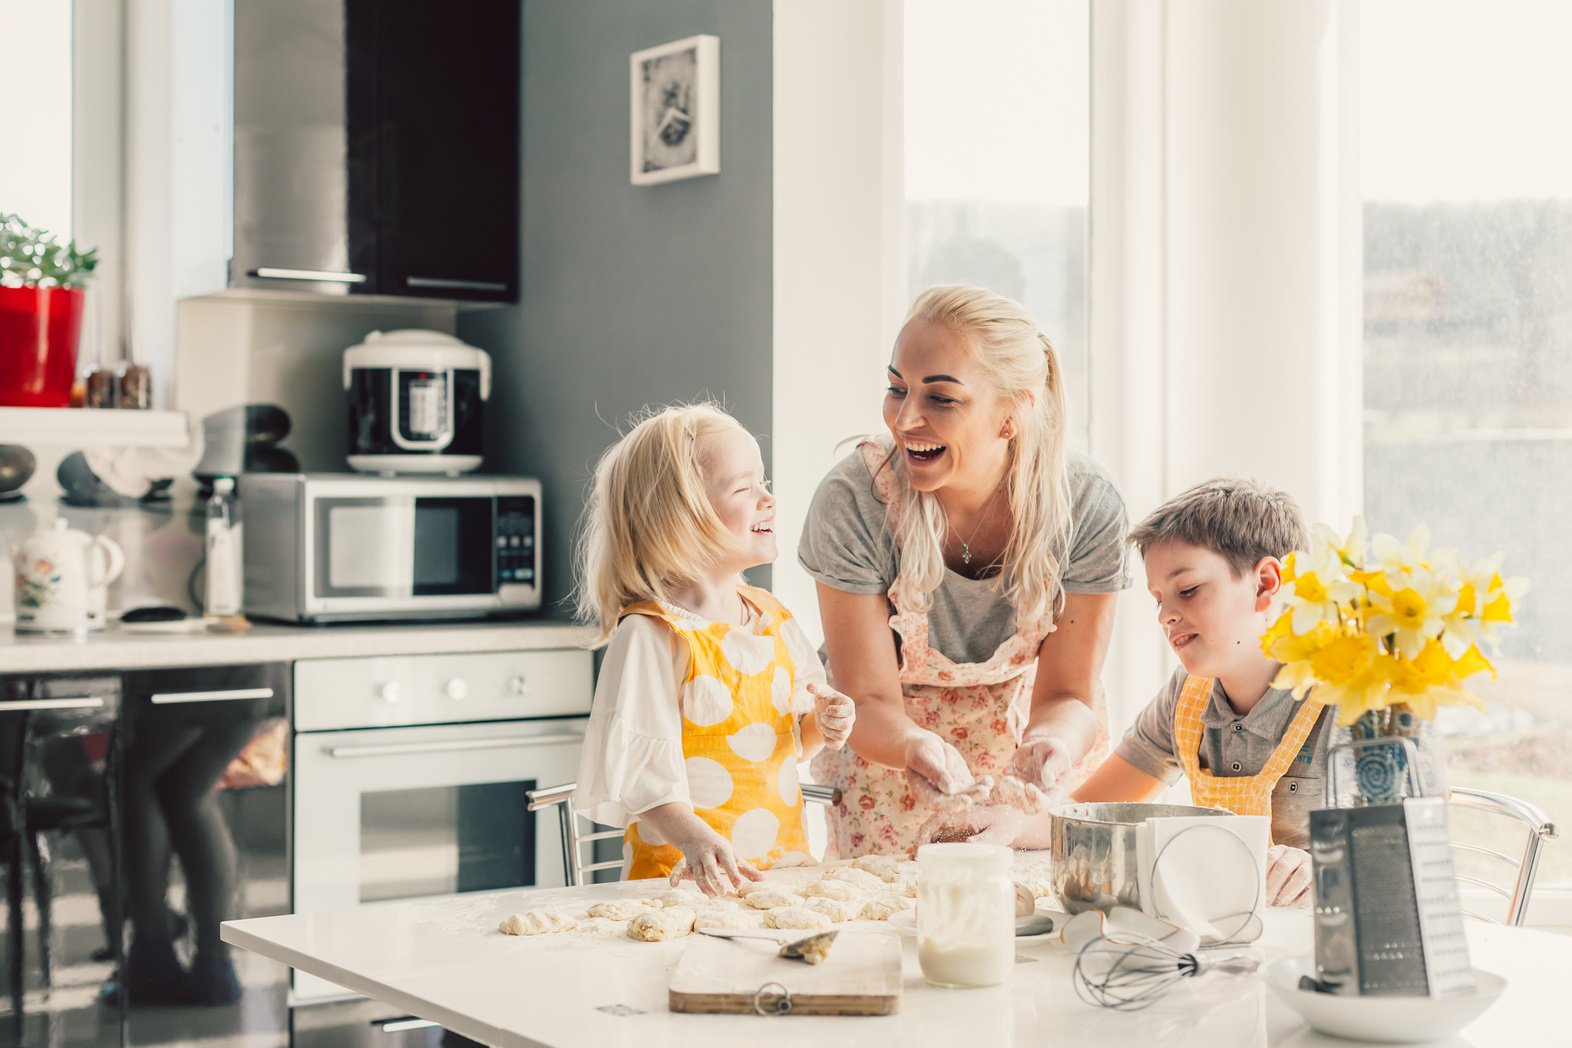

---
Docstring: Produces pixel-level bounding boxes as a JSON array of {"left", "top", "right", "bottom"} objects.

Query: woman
[{"left": 799, "top": 284, "right": 1130, "bottom": 856}]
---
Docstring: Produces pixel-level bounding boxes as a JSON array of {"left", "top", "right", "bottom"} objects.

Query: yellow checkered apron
[
  {"left": 620, "top": 586, "right": 809, "bottom": 879},
  {"left": 1173, "top": 674, "right": 1323, "bottom": 838}
]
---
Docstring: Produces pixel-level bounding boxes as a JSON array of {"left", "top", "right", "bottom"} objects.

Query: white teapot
[{"left": 12, "top": 518, "right": 125, "bottom": 633}]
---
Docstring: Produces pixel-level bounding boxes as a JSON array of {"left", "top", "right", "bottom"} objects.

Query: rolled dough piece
[
  {"left": 626, "top": 905, "right": 697, "bottom": 942},
  {"left": 823, "top": 866, "right": 883, "bottom": 890},
  {"left": 694, "top": 908, "right": 764, "bottom": 931},
  {"left": 499, "top": 910, "right": 577, "bottom": 936},
  {"left": 803, "top": 895, "right": 860, "bottom": 923},
  {"left": 802, "top": 879, "right": 860, "bottom": 902},
  {"left": 743, "top": 888, "right": 805, "bottom": 910},
  {"left": 850, "top": 855, "right": 903, "bottom": 882},
  {"left": 764, "top": 906, "right": 833, "bottom": 931},
  {"left": 586, "top": 898, "right": 662, "bottom": 921}
]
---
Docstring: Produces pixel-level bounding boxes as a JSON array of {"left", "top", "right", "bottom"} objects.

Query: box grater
[{"left": 1309, "top": 797, "right": 1476, "bottom": 997}]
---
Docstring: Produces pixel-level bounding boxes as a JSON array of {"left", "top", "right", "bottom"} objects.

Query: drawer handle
[
  {"left": 150, "top": 687, "right": 274, "bottom": 705},
  {"left": 405, "top": 276, "right": 508, "bottom": 292},
  {"left": 326, "top": 733, "right": 581, "bottom": 759},
  {"left": 1, "top": 696, "right": 106, "bottom": 712},
  {"left": 249, "top": 267, "right": 368, "bottom": 284}
]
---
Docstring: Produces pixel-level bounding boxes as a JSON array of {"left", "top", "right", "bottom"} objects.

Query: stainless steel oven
[{"left": 290, "top": 648, "right": 590, "bottom": 1005}]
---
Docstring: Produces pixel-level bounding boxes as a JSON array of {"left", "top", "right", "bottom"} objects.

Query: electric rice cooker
[{"left": 343, "top": 330, "right": 490, "bottom": 474}]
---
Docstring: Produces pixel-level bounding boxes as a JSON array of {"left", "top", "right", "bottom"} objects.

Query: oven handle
[
  {"left": 151, "top": 687, "right": 275, "bottom": 705},
  {"left": 0, "top": 696, "right": 107, "bottom": 712},
  {"left": 325, "top": 733, "right": 583, "bottom": 759}
]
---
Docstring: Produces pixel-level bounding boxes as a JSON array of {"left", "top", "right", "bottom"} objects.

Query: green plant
[{"left": 0, "top": 212, "right": 98, "bottom": 289}]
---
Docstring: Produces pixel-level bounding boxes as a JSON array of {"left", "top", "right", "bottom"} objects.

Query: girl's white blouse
[{"left": 575, "top": 599, "right": 827, "bottom": 829}]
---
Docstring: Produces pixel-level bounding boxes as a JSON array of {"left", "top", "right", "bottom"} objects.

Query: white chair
[
  {"left": 526, "top": 782, "right": 842, "bottom": 886},
  {"left": 1449, "top": 785, "right": 1557, "bottom": 926}
]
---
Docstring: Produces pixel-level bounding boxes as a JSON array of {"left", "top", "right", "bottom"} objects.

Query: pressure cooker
[{"left": 343, "top": 330, "right": 490, "bottom": 474}]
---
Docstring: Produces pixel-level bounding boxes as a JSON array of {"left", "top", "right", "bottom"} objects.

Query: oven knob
[
  {"left": 444, "top": 678, "right": 468, "bottom": 701},
  {"left": 509, "top": 675, "right": 530, "bottom": 697},
  {"left": 377, "top": 682, "right": 401, "bottom": 704}
]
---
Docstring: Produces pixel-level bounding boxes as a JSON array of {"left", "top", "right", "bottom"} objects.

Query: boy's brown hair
[{"left": 1128, "top": 478, "right": 1308, "bottom": 576}]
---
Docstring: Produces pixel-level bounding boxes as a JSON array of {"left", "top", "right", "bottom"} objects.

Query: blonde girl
[{"left": 574, "top": 403, "right": 854, "bottom": 896}]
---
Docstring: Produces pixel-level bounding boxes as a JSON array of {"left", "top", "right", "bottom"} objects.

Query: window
[
  {"left": 904, "top": 0, "right": 1090, "bottom": 447},
  {"left": 0, "top": 4, "right": 74, "bottom": 238},
  {"left": 1363, "top": 0, "right": 1572, "bottom": 901}
]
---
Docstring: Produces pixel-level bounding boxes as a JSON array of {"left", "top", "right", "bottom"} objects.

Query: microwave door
[
  {"left": 411, "top": 496, "right": 494, "bottom": 596},
  {"left": 313, "top": 496, "right": 418, "bottom": 599}
]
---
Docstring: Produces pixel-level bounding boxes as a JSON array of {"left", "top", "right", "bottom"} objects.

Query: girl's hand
[
  {"left": 669, "top": 825, "right": 762, "bottom": 898},
  {"left": 902, "top": 732, "right": 988, "bottom": 804},
  {"left": 807, "top": 683, "right": 855, "bottom": 750},
  {"left": 1266, "top": 844, "right": 1313, "bottom": 908}
]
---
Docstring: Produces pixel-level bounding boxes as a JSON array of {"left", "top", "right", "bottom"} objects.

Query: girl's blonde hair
[
  {"left": 886, "top": 284, "right": 1075, "bottom": 627},
  {"left": 574, "top": 402, "right": 746, "bottom": 646}
]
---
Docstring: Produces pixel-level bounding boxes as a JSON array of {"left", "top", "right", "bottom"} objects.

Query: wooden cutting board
[{"left": 669, "top": 931, "right": 903, "bottom": 1016}]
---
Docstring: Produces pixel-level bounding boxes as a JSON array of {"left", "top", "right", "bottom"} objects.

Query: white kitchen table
[{"left": 223, "top": 877, "right": 1567, "bottom": 1047}]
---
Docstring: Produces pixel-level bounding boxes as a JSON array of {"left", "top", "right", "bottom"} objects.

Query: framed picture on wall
[{"left": 630, "top": 34, "right": 719, "bottom": 185}]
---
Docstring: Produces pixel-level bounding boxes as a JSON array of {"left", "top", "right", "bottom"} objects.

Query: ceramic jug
[{"left": 12, "top": 518, "right": 124, "bottom": 633}]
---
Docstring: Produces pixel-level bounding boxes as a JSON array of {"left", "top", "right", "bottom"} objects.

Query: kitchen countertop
[
  {"left": 0, "top": 617, "right": 595, "bottom": 674},
  {"left": 224, "top": 877, "right": 1567, "bottom": 1048}
]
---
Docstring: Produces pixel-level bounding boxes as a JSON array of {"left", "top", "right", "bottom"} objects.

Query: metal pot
[{"left": 1049, "top": 802, "right": 1229, "bottom": 914}]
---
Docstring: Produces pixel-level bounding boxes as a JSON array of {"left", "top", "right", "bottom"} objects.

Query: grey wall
[{"left": 460, "top": 0, "right": 774, "bottom": 615}]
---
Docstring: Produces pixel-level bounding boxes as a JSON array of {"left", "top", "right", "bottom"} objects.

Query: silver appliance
[
  {"left": 290, "top": 648, "right": 590, "bottom": 1004},
  {"left": 240, "top": 473, "right": 541, "bottom": 623}
]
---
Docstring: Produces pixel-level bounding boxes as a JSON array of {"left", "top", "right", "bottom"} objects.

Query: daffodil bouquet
[{"left": 1262, "top": 519, "right": 1527, "bottom": 727}]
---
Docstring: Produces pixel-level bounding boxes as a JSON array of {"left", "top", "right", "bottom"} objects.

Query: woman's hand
[
  {"left": 917, "top": 804, "right": 1041, "bottom": 849},
  {"left": 807, "top": 683, "right": 855, "bottom": 750},
  {"left": 1266, "top": 843, "right": 1313, "bottom": 908},
  {"left": 1009, "top": 735, "right": 1074, "bottom": 794},
  {"left": 902, "top": 732, "right": 988, "bottom": 803},
  {"left": 668, "top": 823, "right": 763, "bottom": 898}
]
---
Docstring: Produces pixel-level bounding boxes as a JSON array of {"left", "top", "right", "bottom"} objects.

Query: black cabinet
[{"left": 232, "top": 0, "right": 520, "bottom": 303}]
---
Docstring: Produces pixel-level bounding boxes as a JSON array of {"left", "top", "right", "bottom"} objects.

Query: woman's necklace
[{"left": 941, "top": 481, "right": 1007, "bottom": 565}]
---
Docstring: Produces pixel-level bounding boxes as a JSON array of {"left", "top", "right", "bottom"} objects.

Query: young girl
[{"left": 574, "top": 404, "right": 855, "bottom": 897}]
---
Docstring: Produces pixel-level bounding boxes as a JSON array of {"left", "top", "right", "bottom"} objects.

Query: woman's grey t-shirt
[{"left": 798, "top": 443, "right": 1131, "bottom": 664}]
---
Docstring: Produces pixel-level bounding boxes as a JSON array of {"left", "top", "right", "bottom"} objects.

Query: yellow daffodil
[{"left": 1364, "top": 562, "right": 1457, "bottom": 659}]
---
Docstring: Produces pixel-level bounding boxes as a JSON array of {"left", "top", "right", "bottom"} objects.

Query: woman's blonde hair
[
  {"left": 573, "top": 402, "right": 746, "bottom": 646},
  {"left": 886, "top": 284, "right": 1075, "bottom": 626}
]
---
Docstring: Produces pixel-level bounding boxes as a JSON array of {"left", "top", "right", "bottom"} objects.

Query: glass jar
[{"left": 916, "top": 842, "right": 1015, "bottom": 988}]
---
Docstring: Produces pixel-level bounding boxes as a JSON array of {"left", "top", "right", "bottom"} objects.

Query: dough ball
[
  {"left": 802, "top": 879, "right": 860, "bottom": 902},
  {"left": 743, "top": 888, "right": 805, "bottom": 911},
  {"left": 851, "top": 855, "right": 903, "bottom": 882},
  {"left": 499, "top": 910, "right": 577, "bottom": 936},
  {"left": 626, "top": 905, "right": 697, "bottom": 942},
  {"left": 658, "top": 890, "right": 701, "bottom": 908},
  {"left": 803, "top": 895, "right": 860, "bottom": 923},
  {"left": 694, "top": 908, "right": 765, "bottom": 931},
  {"left": 858, "top": 895, "right": 911, "bottom": 921},
  {"left": 586, "top": 898, "right": 662, "bottom": 921},
  {"left": 824, "top": 866, "right": 883, "bottom": 890},
  {"left": 764, "top": 907, "right": 833, "bottom": 931}
]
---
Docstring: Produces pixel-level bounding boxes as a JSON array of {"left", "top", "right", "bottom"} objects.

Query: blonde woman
[
  {"left": 574, "top": 404, "right": 855, "bottom": 896},
  {"left": 800, "top": 285, "right": 1130, "bottom": 856}
]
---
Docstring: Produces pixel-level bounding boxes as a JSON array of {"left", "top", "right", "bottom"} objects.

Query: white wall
[{"left": 771, "top": 0, "right": 907, "bottom": 644}]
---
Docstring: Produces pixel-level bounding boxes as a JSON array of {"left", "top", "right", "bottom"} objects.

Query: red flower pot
[{"left": 0, "top": 286, "right": 86, "bottom": 407}]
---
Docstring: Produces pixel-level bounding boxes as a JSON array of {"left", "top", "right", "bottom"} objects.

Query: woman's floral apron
[{"left": 809, "top": 442, "right": 1110, "bottom": 857}]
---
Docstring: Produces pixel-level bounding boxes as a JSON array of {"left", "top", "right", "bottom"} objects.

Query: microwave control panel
[{"left": 495, "top": 495, "right": 537, "bottom": 587}]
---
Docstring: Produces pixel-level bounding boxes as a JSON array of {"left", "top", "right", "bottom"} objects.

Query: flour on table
[{"left": 499, "top": 911, "right": 577, "bottom": 936}]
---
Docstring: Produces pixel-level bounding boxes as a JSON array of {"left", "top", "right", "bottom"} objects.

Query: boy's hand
[
  {"left": 1266, "top": 844, "right": 1313, "bottom": 908},
  {"left": 807, "top": 683, "right": 855, "bottom": 750},
  {"left": 669, "top": 825, "right": 763, "bottom": 897},
  {"left": 903, "top": 732, "right": 988, "bottom": 803},
  {"left": 1009, "top": 736, "right": 1074, "bottom": 793}
]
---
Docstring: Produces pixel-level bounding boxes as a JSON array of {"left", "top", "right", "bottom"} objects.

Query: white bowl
[{"left": 1265, "top": 956, "right": 1506, "bottom": 1043}]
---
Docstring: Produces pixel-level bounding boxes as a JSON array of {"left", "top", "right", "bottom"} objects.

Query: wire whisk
[{"left": 1072, "top": 933, "right": 1260, "bottom": 1011}]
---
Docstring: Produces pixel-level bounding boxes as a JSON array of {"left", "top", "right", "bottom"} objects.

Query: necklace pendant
[{"left": 961, "top": 543, "right": 972, "bottom": 565}]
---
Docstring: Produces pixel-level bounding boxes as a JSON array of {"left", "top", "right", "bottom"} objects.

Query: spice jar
[
  {"left": 916, "top": 842, "right": 1015, "bottom": 988},
  {"left": 117, "top": 359, "right": 151, "bottom": 409}
]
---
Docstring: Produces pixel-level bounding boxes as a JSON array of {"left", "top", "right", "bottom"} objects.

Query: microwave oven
[{"left": 239, "top": 473, "right": 541, "bottom": 623}]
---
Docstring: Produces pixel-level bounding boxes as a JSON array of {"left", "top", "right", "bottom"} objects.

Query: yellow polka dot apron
[
  {"left": 1173, "top": 674, "right": 1324, "bottom": 841},
  {"left": 809, "top": 441, "right": 1111, "bottom": 857},
  {"left": 621, "top": 586, "right": 810, "bottom": 879}
]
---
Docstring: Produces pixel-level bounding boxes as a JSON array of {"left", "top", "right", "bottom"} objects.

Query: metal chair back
[{"left": 1449, "top": 785, "right": 1557, "bottom": 926}]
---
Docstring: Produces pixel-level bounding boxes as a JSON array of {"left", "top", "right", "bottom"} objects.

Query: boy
[{"left": 928, "top": 478, "right": 1327, "bottom": 906}]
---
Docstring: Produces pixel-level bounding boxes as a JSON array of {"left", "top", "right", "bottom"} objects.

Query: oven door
[
  {"left": 308, "top": 494, "right": 495, "bottom": 601},
  {"left": 291, "top": 716, "right": 583, "bottom": 1001}
]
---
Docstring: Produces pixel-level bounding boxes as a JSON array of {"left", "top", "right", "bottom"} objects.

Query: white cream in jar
[{"left": 916, "top": 842, "right": 1015, "bottom": 987}]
